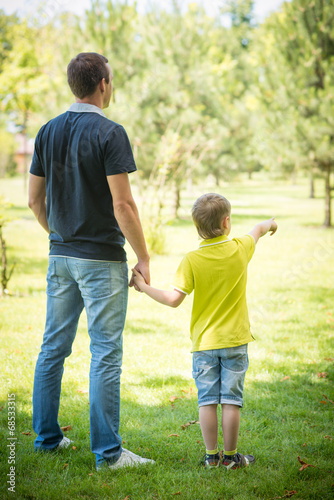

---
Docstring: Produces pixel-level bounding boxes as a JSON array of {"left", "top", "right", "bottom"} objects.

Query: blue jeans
[
  {"left": 192, "top": 345, "right": 249, "bottom": 407},
  {"left": 33, "top": 256, "right": 128, "bottom": 465}
]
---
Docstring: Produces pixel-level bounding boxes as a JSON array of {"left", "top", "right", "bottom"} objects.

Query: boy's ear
[{"left": 221, "top": 215, "right": 230, "bottom": 230}]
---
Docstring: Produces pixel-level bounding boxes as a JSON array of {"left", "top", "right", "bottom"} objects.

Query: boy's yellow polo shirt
[{"left": 172, "top": 234, "right": 255, "bottom": 352}]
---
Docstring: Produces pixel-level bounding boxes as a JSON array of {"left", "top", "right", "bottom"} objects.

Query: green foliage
[
  {"left": 0, "top": 10, "right": 19, "bottom": 71},
  {"left": 0, "top": 124, "right": 17, "bottom": 177},
  {"left": 0, "top": 196, "right": 16, "bottom": 295},
  {"left": 255, "top": 0, "right": 334, "bottom": 224},
  {"left": 0, "top": 0, "right": 333, "bottom": 227},
  {"left": 221, "top": 0, "right": 255, "bottom": 28},
  {"left": 142, "top": 212, "right": 166, "bottom": 256},
  {"left": 84, "top": 0, "right": 140, "bottom": 88},
  {"left": 0, "top": 19, "right": 49, "bottom": 122}
]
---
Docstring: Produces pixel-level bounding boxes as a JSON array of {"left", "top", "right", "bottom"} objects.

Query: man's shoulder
[
  {"left": 98, "top": 116, "right": 124, "bottom": 133},
  {"left": 37, "top": 112, "right": 68, "bottom": 134},
  {"left": 38, "top": 110, "right": 123, "bottom": 135}
]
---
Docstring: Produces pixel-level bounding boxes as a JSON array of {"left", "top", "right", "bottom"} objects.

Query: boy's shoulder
[
  {"left": 185, "top": 234, "right": 255, "bottom": 262},
  {"left": 233, "top": 234, "right": 255, "bottom": 244},
  {"left": 192, "top": 234, "right": 254, "bottom": 251}
]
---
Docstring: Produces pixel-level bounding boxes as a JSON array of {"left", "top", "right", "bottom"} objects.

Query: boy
[{"left": 132, "top": 193, "right": 277, "bottom": 470}]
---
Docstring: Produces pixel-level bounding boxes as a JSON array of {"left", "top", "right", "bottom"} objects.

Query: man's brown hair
[
  {"left": 192, "top": 193, "right": 231, "bottom": 240},
  {"left": 67, "top": 52, "right": 110, "bottom": 99}
]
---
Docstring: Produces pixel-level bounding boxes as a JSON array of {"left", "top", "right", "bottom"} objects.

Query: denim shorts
[{"left": 192, "top": 345, "right": 249, "bottom": 407}]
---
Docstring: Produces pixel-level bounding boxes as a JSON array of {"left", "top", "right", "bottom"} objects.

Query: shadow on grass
[{"left": 1, "top": 359, "right": 333, "bottom": 499}]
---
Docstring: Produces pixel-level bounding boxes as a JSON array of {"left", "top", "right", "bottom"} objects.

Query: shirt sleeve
[
  {"left": 29, "top": 129, "right": 45, "bottom": 177},
  {"left": 236, "top": 234, "right": 255, "bottom": 262},
  {"left": 172, "top": 255, "right": 194, "bottom": 295},
  {"left": 103, "top": 125, "right": 137, "bottom": 176}
]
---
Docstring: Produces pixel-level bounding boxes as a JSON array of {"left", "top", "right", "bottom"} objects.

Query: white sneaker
[
  {"left": 57, "top": 437, "right": 73, "bottom": 449},
  {"left": 108, "top": 448, "right": 155, "bottom": 469}
]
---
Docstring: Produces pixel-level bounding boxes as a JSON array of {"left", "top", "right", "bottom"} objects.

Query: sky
[{"left": 0, "top": 0, "right": 286, "bottom": 22}]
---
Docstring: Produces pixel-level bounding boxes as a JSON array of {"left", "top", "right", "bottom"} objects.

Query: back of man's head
[{"left": 67, "top": 52, "right": 109, "bottom": 99}]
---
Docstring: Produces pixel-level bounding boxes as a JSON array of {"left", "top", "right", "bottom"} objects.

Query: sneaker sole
[{"left": 223, "top": 455, "right": 255, "bottom": 470}]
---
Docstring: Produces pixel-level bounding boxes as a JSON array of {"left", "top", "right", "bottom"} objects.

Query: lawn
[{"left": 0, "top": 175, "right": 333, "bottom": 499}]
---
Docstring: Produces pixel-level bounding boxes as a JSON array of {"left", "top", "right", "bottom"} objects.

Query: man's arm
[
  {"left": 132, "top": 268, "right": 186, "bottom": 308},
  {"left": 107, "top": 172, "right": 150, "bottom": 285},
  {"left": 28, "top": 174, "right": 49, "bottom": 233},
  {"left": 248, "top": 217, "right": 277, "bottom": 244}
]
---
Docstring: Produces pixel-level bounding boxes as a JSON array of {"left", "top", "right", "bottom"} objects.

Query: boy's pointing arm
[{"left": 248, "top": 217, "right": 278, "bottom": 244}]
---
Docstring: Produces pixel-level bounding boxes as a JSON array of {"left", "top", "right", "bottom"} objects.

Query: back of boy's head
[{"left": 192, "top": 193, "right": 231, "bottom": 240}]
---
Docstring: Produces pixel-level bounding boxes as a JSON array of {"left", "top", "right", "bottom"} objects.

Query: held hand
[
  {"left": 131, "top": 268, "right": 146, "bottom": 292},
  {"left": 129, "top": 260, "right": 150, "bottom": 289}
]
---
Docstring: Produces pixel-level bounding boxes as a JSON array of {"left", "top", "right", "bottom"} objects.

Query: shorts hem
[
  {"left": 198, "top": 398, "right": 243, "bottom": 408},
  {"left": 220, "top": 398, "right": 243, "bottom": 407}
]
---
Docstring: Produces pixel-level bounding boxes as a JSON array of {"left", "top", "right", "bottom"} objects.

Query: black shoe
[
  {"left": 201, "top": 452, "right": 220, "bottom": 468},
  {"left": 222, "top": 452, "right": 255, "bottom": 470}
]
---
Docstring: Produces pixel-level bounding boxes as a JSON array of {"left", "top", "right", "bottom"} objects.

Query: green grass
[{"left": 1, "top": 175, "right": 334, "bottom": 499}]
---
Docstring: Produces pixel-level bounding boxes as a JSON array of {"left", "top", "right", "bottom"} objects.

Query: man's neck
[{"left": 75, "top": 96, "right": 103, "bottom": 109}]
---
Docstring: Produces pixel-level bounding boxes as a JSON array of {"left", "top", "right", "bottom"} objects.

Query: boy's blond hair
[{"left": 192, "top": 193, "right": 231, "bottom": 240}]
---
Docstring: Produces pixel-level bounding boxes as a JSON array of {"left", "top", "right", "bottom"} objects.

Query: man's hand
[{"left": 129, "top": 261, "right": 150, "bottom": 290}]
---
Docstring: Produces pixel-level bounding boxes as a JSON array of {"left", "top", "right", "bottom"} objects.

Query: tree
[
  {"left": 199, "top": 0, "right": 263, "bottom": 184},
  {"left": 112, "top": 2, "right": 223, "bottom": 208},
  {"left": 0, "top": 125, "right": 17, "bottom": 177},
  {"left": 83, "top": 0, "right": 141, "bottom": 89},
  {"left": 256, "top": 0, "right": 334, "bottom": 226},
  {"left": 0, "top": 17, "right": 52, "bottom": 186},
  {"left": 0, "top": 197, "right": 16, "bottom": 296},
  {"left": 0, "top": 10, "right": 19, "bottom": 71}
]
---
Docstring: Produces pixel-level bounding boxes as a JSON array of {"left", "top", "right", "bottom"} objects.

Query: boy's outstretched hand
[
  {"left": 268, "top": 217, "right": 278, "bottom": 236},
  {"left": 249, "top": 217, "right": 278, "bottom": 243}
]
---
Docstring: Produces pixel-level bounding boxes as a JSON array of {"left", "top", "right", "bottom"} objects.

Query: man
[{"left": 28, "top": 52, "right": 154, "bottom": 470}]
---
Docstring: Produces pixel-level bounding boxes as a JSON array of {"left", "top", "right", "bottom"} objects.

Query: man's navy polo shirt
[{"left": 30, "top": 103, "right": 137, "bottom": 261}]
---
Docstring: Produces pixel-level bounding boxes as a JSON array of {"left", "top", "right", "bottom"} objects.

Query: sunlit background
[
  {"left": 1, "top": 0, "right": 286, "bottom": 21},
  {"left": 0, "top": 2, "right": 333, "bottom": 498}
]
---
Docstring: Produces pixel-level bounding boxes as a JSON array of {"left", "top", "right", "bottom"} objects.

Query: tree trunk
[
  {"left": 186, "top": 170, "right": 193, "bottom": 193},
  {"left": 309, "top": 170, "right": 315, "bottom": 199},
  {"left": 324, "top": 164, "right": 332, "bottom": 227},
  {"left": 22, "top": 111, "right": 28, "bottom": 193},
  {"left": 0, "top": 225, "right": 15, "bottom": 296},
  {"left": 291, "top": 169, "right": 297, "bottom": 185},
  {"left": 0, "top": 226, "right": 6, "bottom": 295},
  {"left": 173, "top": 184, "right": 180, "bottom": 219}
]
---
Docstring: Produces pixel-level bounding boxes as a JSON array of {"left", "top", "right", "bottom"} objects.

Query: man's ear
[{"left": 99, "top": 78, "right": 106, "bottom": 93}]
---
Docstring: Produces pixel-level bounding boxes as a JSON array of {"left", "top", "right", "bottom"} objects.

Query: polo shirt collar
[
  {"left": 68, "top": 103, "right": 106, "bottom": 117},
  {"left": 199, "top": 234, "right": 230, "bottom": 248}
]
